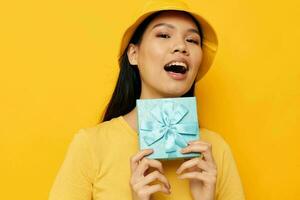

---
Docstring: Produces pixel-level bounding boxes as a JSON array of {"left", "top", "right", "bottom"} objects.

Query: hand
[
  {"left": 129, "top": 149, "right": 171, "bottom": 200},
  {"left": 176, "top": 140, "right": 217, "bottom": 200}
]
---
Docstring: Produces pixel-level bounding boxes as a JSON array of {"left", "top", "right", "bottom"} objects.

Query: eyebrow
[{"left": 151, "top": 23, "right": 200, "bottom": 36}]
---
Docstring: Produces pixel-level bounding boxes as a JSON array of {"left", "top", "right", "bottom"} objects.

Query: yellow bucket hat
[{"left": 118, "top": 0, "right": 218, "bottom": 82}]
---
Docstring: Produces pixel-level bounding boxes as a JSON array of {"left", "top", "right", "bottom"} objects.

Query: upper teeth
[{"left": 167, "top": 61, "right": 187, "bottom": 68}]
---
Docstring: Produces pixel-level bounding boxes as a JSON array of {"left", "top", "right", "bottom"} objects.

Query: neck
[{"left": 140, "top": 82, "right": 181, "bottom": 99}]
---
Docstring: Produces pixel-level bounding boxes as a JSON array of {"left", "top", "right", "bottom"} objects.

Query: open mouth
[{"left": 164, "top": 63, "right": 188, "bottom": 74}]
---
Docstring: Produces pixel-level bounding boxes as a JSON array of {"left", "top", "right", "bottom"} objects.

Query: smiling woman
[
  {"left": 49, "top": 0, "right": 245, "bottom": 200},
  {"left": 126, "top": 11, "right": 203, "bottom": 98}
]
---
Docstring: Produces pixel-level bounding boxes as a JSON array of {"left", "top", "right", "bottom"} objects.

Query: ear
[{"left": 127, "top": 43, "right": 138, "bottom": 65}]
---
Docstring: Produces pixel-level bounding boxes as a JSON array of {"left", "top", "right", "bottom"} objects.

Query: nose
[{"left": 172, "top": 38, "right": 189, "bottom": 56}]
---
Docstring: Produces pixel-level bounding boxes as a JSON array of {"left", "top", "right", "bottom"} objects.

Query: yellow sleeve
[
  {"left": 217, "top": 142, "right": 246, "bottom": 200},
  {"left": 49, "top": 129, "right": 96, "bottom": 200}
]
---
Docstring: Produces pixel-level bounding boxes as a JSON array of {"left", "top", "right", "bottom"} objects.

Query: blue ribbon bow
[{"left": 140, "top": 101, "right": 198, "bottom": 153}]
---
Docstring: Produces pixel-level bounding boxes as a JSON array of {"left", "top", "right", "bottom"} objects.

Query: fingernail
[{"left": 188, "top": 140, "right": 195, "bottom": 144}]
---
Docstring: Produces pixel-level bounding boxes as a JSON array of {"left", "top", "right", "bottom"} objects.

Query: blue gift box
[{"left": 136, "top": 97, "right": 201, "bottom": 160}]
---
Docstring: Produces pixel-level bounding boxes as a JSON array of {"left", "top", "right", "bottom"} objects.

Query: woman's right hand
[{"left": 130, "top": 149, "right": 171, "bottom": 200}]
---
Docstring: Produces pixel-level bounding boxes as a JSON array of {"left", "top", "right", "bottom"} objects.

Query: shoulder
[
  {"left": 76, "top": 117, "right": 121, "bottom": 143},
  {"left": 73, "top": 116, "right": 133, "bottom": 154},
  {"left": 199, "top": 128, "right": 234, "bottom": 165},
  {"left": 68, "top": 117, "right": 124, "bottom": 166},
  {"left": 200, "top": 127, "right": 230, "bottom": 150},
  {"left": 200, "top": 128, "right": 245, "bottom": 198}
]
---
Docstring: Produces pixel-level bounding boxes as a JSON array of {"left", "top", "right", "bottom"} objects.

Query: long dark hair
[{"left": 100, "top": 10, "right": 204, "bottom": 122}]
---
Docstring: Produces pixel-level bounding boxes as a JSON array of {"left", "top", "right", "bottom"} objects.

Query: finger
[
  {"left": 135, "top": 158, "right": 164, "bottom": 177},
  {"left": 130, "top": 149, "right": 153, "bottom": 172},
  {"left": 188, "top": 140, "right": 210, "bottom": 145},
  {"left": 181, "top": 143, "right": 214, "bottom": 163},
  {"left": 187, "top": 140, "right": 213, "bottom": 158},
  {"left": 176, "top": 158, "right": 210, "bottom": 174},
  {"left": 134, "top": 170, "right": 170, "bottom": 190},
  {"left": 176, "top": 158, "right": 198, "bottom": 174},
  {"left": 143, "top": 184, "right": 171, "bottom": 195},
  {"left": 144, "top": 170, "right": 170, "bottom": 189},
  {"left": 178, "top": 171, "right": 217, "bottom": 184}
]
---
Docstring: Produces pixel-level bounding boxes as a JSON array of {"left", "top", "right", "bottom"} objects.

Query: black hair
[{"left": 100, "top": 10, "right": 204, "bottom": 122}]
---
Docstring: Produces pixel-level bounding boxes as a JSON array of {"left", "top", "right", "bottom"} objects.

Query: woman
[{"left": 49, "top": 0, "right": 245, "bottom": 199}]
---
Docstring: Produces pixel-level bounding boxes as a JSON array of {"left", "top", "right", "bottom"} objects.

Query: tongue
[{"left": 164, "top": 65, "right": 187, "bottom": 74}]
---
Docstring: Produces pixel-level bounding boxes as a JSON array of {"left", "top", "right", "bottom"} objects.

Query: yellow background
[{"left": 0, "top": 0, "right": 299, "bottom": 199}]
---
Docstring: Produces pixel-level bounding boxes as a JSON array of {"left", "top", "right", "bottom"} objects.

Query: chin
[{"left": 162, "top": 88, "right": 188, "bottom": 98}]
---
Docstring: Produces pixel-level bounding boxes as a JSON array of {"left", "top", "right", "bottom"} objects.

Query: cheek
[
  {"left": 192, "top": 49, "right": 203, "bottom": 71},
  {"left": 140, "top": 42, "right": 166, "bottom": 71},
  {"left": 146, "top": 42, "right": 165, "bottom": 61}
]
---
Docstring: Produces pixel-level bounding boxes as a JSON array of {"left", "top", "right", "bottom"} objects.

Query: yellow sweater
[{"left": 49, "top": 116, "right": 245, "bottom": 200}]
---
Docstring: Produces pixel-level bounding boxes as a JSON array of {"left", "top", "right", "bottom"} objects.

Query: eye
[
  {"left": 156, "top": 33, "right": 170, "bottom": 38},
  {"left": 186, "top": 38, "right": 199, "bottom": 45}
]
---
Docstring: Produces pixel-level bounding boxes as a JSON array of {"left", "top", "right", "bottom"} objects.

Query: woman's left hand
[{"left": 176, "top": 140, "right": 217, "bottom": 200}]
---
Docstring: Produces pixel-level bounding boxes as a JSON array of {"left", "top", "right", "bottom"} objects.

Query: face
[{"left": 127, "top": 11, "right": 203, "bottom": 99}]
